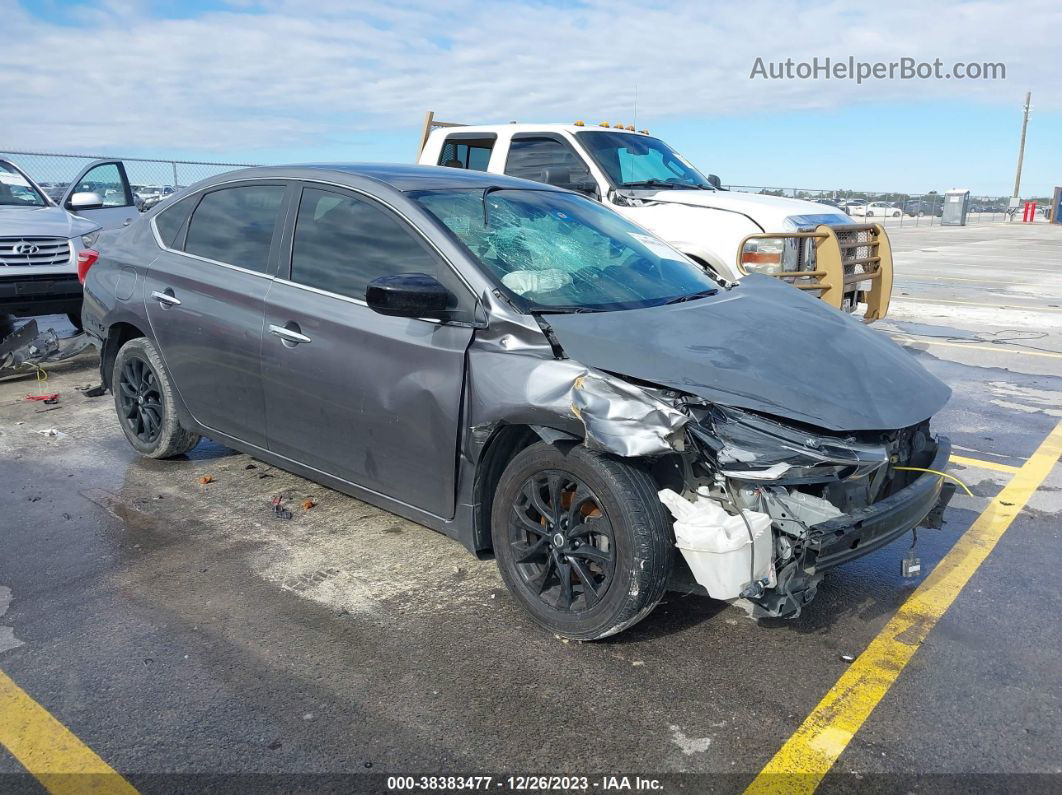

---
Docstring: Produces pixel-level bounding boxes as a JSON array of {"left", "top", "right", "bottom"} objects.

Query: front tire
[
  {"left": 491, "top": 442, "right": 672, "bottom": 640},
  {"left": 112, "top": 337, "right": 200, "bottom": 458}
]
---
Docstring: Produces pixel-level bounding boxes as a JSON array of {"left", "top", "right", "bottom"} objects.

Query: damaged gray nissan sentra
[{"left": 81, "top": 164, "right": 952, "bottom": 640}]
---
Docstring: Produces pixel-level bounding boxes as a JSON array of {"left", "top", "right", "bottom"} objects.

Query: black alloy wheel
[
  {"left": 507, "top": 470, "right": 616, "bottom": 613},
  {"left": 117, "top": 355, "right": 164, "bottom": 444}
]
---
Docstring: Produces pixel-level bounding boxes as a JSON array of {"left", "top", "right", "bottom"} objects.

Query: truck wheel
[
  {"left": 491, "top": 442, "right": 672, "bottom": 640},
  {"left": 112, "top": 337, "right": 200, "bottom": 458}
]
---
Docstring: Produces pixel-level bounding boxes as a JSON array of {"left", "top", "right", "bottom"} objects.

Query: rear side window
[
  {"left": 153, "top": 196, "right": 195, "bottom": 247},
  {"left": 290, "top": 188, "right": 440, "bottom": 301},
  {"left": 184, "top": 185, "right": 285, "bottom": 273},
  {"left": 504, "top": 137, "right": 593, "bottom": 187},
  {"left": 438, "top": 137, "right": 494, "bottom": 171}
]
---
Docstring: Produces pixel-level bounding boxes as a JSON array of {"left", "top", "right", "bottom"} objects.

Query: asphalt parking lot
[{"left": 1, "top": 221, "right": 1060, "bottom": 793}]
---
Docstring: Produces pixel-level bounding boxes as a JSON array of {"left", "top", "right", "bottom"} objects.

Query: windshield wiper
[
  {"left": 621, "top": 180, "right": 710, "bottom": 191},
  {"left": 660, "top": 288, "right": 719, "bottom": 305},
  {"left": 532, "top": 305, "right": 609, "bottom": 314}
]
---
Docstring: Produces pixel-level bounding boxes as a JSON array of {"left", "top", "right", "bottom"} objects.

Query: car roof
[{"left": 242, "top": 162, "right": 561, "bottom": 193}]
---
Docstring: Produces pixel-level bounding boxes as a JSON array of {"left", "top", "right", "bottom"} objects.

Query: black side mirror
[
  {"left": 541, "top": 167, "right": 570, "bottom": 187},
  {"left": 707, "top": 174, "right": 722, "bottom": 190},
  {"left": 366, "top": 272, "right": 452, "bottom": 320}
]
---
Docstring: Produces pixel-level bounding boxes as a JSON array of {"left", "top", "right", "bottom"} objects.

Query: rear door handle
[
  {"left": 269, "top": 324, "right": 312, "bottom": 345},
  {"left": 151, "top": 290, "right": 181, "bottom": 307}
]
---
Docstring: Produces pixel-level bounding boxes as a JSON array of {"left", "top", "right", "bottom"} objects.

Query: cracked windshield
[{"left": 414, "top": 188, "right": 719, "bottom": 310}]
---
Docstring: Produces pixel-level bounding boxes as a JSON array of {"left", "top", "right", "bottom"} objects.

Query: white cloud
[{"left": 0, "top": 0, "right": 1058, "bottom": 153}]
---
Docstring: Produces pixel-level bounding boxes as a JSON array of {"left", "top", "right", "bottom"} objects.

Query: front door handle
[
  {"left": 269, "top": 324, "right": 312, "bottom": 345},
  {"left": 122, "top": 217, "right": 133, "bottom": 226},
  {"left": 151, "top": 290, "right": 181, "bottom": 307}
]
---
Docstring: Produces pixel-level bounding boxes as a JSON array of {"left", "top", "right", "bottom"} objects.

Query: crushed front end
[{"left": 669, "top": 402, "right": 952, "bottom": 617}]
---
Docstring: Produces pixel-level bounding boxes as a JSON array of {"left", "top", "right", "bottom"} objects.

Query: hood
[
  {"left": 642, "top": 190, "right": 851, "bottom": 230},
  {"left": 0, "top": 205, "right": 100, "bottom": 239},
  {"left": 544, "top": 275, "right": 950, "bottom": 433}
]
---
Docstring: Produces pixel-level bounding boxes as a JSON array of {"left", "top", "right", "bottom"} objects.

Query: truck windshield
[
  {"left": 576, "top": 131, "right": 713, "bottom": 190},
  {"left": 413, "top": 188, "right": 720, "bottom": 312},
  {"left": 0, "top": 162, "right": 48, "bottom": 207}
]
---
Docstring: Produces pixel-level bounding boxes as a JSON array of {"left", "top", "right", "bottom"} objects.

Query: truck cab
[{"left": 417, "top": 116, "right": 893, "bottom": 321}]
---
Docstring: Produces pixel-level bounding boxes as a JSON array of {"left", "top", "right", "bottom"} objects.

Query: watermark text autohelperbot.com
[{"left": 750, "top": 56, "right": 1005, "bottom": 83}]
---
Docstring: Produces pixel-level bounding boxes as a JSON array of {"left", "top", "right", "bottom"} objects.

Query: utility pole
[{"left": 1012, "top": 91, "right": 1032, "bottom": 198}]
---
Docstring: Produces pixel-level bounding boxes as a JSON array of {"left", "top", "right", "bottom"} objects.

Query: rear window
[
  {"left": 438, "top": 137, "right": 495, "bottom": 171},
  {"left": 153, "top": 196, "right": 195, "bottom": 247},
  {"left": 184, "top": 185, "right": 285, "bottom": 273}
]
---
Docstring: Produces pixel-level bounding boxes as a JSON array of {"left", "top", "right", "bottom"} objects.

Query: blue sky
[{"left": 4, "top": 0, "right": 1061, "bottom": 196}]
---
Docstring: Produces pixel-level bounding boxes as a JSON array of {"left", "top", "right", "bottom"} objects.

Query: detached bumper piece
[{"left": 0, "top": 319, "right": 93, "bottom": 378}]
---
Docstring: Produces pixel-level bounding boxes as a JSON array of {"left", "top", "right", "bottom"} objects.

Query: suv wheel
[
  {"left": 112, "top": 337, "right": 200, "bottom": 458},
  {"left": 491, "top": 442, "right": 672, "bottom": 640}
]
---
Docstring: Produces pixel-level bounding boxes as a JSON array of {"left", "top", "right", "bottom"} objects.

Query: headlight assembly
[
  {"left": 81, "top": 231, "right": 100, "bottom": 248},
  {"left": 738, "top": 236, "right": 785, "bottom": 275}
]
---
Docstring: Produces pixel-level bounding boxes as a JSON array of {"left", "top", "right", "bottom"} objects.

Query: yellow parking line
[
  {"left": 892, "top": 337, "right": 1062, "bottom": 360},
  {"left": 0, "top": 669, "right": 138, "bottom": 795},
  {"left": 744, "top": 419, "right": 1062, "bottom": 795},
  {"left": 891, "top": 296, "right": 1062, "bottom": 313},
  {"left": 949, "top": 454, "right": 1021, "bottom": 474}
]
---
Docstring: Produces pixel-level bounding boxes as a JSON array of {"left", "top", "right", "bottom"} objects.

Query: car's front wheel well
[
  {"left": 472, "top": 424, "right": 561, "bottom": 556},
  {"left": 101, "top": 322, "right": 146, "bottom": 389}
]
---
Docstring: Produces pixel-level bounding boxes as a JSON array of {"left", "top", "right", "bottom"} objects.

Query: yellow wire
[{"left": 894, "top": 465, "right": 974, "bottom": 496}]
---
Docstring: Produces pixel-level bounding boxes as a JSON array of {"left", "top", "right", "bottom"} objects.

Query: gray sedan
[{"left": 82, "top": 164, "right": 951, "bottom": 639}]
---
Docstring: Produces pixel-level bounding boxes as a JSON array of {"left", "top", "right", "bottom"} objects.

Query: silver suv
[{"left": 0, "top": 158, "right": 138, "bottom": 327}]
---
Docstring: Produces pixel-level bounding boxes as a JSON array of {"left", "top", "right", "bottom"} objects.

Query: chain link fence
[
  {"left": 725, "top": 185, "right": 1054, "bottom": 225},
  {"left": 0, "top": 149, "right": 257, "bottom": 209},
  {"left": 2, "top": 148, "right": 1052, "bottom": 223}
]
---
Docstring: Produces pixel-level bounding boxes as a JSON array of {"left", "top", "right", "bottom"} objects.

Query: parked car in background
[
  {"left": 861, "top": 202, "right": 902, "bottom": 218},
  {"left": 135, "top": 185, "right": 178, "bottom": 212},
  {"left": 903, "top": 199, "right": 937, "bottom": 217},
  {"left": 814, "top": 198, "right": 846, "bottom": 212},
  {"left": 0, "top": 158, "right": 137, "bottom": 328},
  {"left": 82, "top": 163, "right": 952, "bottom": 639},
  {"left": 841, "top": 198, "right": 867, "bottom": 215}
]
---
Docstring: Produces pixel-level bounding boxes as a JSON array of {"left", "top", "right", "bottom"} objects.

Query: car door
[
  {"left": 144, "top": 181, "right": 290, "bottom": 448},
  {"left": 60, "top": 160, "right": 139, "bottom": 231},
  {"left": 261, "top": 183, "right": 475, "bottom": 518}
]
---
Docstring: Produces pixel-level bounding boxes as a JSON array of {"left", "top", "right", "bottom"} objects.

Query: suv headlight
[{"left": 81, "top": 231, "right": 100, "bottom": 248}]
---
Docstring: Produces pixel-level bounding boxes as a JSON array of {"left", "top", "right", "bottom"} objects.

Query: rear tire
[
  {"left": 112, "top": 337, "right": 200, "bottom": 458},
  {"left": 491, "top": 442, "right": 672, "bottom": 640}
]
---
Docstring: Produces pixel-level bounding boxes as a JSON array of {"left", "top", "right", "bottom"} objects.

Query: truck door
[
  {"left": 60, "top": 160, "right": 139, "bottom": 231},
  {"left": 502, "top": 134, "right": 601, "bottom": 199}
]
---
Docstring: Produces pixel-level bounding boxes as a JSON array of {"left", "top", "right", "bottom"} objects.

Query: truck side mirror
[
  {"left": 542, "top": 167, "right": 570, "bottom": 187},
  {"left": 707, "top": 174, "right": 722, "bottom": 190}
]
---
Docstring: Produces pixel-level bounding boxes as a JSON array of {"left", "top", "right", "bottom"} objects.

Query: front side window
[
  {"left": 0, "top": 162, "right": 47, "bottom": 207},
  {"left": 503, "top": 138, "right": 595, "bottom": 190},
  {"left": 290, "top": 188, "right": 441, "bottom": 301},
  {"left": 439, "top": 137, "right": 495, "bottom": 171},
  {"left": 413, "top": 188, "right": 719, "bottom": 312},
  {"left": 576, "top": 131, "right": 712, "bottom": 190},
  {"left": 72, "top": 163, "right": 132, "bottom": 207},
  {"left": 184, "top": 185, "right": 285, "bottom": 272}
]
